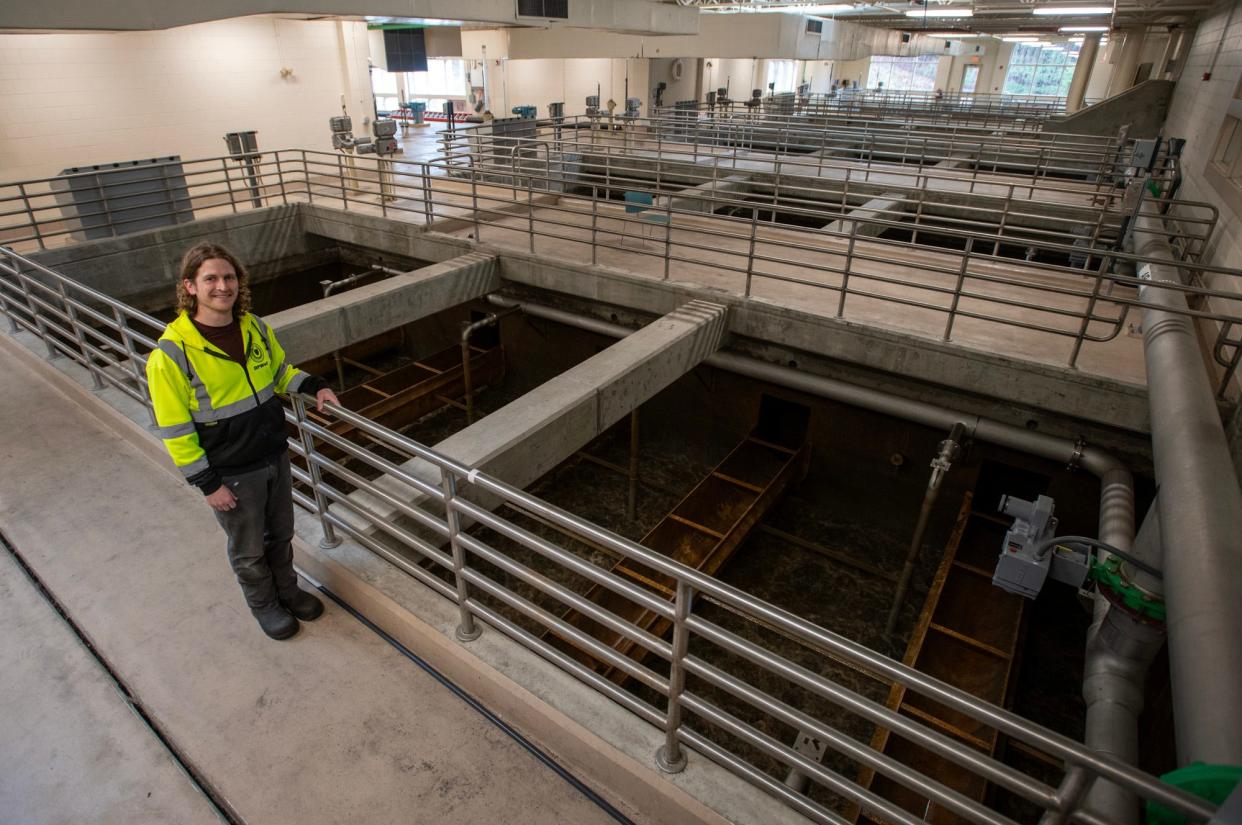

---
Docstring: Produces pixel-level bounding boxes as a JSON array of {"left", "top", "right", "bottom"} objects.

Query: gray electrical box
[
  {"left": 992, "top": 494, "right": 1090, "bottom": 599},
  {"left": 51, "top": 157, "right": 194, "bottom": 242},
  {"left": 1131, "top": 138, "right": 1160, "bottom": 170}
]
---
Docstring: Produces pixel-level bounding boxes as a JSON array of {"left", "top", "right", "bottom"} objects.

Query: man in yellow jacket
[{"left": 146, "top": 242, "right": 339, "bottom": 640}]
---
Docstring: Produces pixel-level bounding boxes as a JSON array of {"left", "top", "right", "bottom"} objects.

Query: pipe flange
[
  {"left": 1093, "top": 556, "right": 1166, "bottom": 623},
  {"left": 1067, "top": 436, "right": 1086, "bottom": 472}
]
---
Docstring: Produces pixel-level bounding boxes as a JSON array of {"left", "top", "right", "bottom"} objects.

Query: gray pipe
[
  {"left": 1082, "top": 502, "right": 1166, "bottom": 824},
  {"left": 1133, "top": 214, "right": 1242, "bottom": 766}
]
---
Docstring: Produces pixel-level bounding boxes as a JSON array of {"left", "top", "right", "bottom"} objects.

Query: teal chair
[{"left": 620, "top": 190, "right": 670, "bottom": 246}]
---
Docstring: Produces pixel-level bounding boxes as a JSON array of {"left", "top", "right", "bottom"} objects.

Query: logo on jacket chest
[{"left": 248, "top": 343, "right": 269, "bottom": 368}]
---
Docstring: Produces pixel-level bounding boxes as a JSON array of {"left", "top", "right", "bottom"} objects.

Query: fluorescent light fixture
[
  {"left": 720, "top": 3, "right": 853, "bottom": 11},
  {"left": 922, "top": 31, "right": 985, "bottom": 37},
  {"left": 1059, "top": 25, "right": 1109, "bottom": 31},
  {"left": 1031, "top": 6, "right": 1113, "bottom": 15},
  {"left": 905, "top": 7, "right": 973, "bottom": 17}
]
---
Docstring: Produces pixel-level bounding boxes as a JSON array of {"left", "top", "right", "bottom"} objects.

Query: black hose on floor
[
  {"left": 0, "top": 530, "right": 242, "bottom": 825},
  {"left": 315, "top": 585, "right": 638, "bottom": 825}
]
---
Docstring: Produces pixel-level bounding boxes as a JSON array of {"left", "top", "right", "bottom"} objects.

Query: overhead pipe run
[{"left": 1132, "top": 214, "right": 1242, "bottom": 767}]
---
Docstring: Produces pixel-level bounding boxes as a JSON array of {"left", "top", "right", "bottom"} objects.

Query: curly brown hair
[{"left": 175, "top": 242, "right": 252, "bottom": 318}]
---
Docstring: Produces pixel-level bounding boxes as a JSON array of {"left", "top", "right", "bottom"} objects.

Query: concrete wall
[
  {"left": 0, "top": 18, "right": 374, "bottom": 183},
  {"left": 1049, "top": 79, "right": 1174, "bottom": 138},
  {"left": 1166, "top": 0, "right": 1242, "bottom": 271},
  {"left": 24, "top": 206, "right": 324, "bottom": 313},
  {"left": 495, "top": 57, "right": 648, "bottom": 117},
  {"left": 650, "top": 57, "right": 701, "bottom": 104}
]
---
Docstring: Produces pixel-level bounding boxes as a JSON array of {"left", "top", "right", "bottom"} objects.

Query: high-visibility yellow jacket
[{"left": 146, "top": 311, "right": 316, "bottom": 495}]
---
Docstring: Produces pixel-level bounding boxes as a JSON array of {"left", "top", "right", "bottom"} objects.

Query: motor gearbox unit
[
  {"left": 372, "top": 119, "right": 398, "bottom": 138},
  {"left": 992, "top": 494, "right": 1089, "bottom": 599}
]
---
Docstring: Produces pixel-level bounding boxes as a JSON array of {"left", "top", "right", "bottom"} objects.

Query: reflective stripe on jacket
[{"left": 146, "top": 311, "right": 309, "bottom": 490}]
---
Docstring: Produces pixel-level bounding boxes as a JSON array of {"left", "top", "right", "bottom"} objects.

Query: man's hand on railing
[{"left": 315, "top": 387, "right": 340, "bottom": 413}]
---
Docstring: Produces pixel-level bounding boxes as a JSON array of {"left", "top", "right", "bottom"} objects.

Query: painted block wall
[
  {"left": 0, "top": 18, "right": 374, "bottom": 183},
  {"left": 496, "top": 58, "right": 649, "bottom": 118},
  {"left": 1166, "top": 0, "right": 1242, "bottom": 271},
  {"left": 650, "top": 57, "right": 701, "bottom": 105}
]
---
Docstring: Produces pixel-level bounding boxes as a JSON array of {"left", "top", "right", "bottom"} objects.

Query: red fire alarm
[{"left": 1204, "top": 71, "right": 1213, "bottom": 80}]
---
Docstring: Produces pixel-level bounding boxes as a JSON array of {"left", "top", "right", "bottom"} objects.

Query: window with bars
[
  {"left": 866, "top": 55, "right": 939, "bottom": 91},
  {"left": 1002, "top": 42, "right": 1080, "bottom": 97}
]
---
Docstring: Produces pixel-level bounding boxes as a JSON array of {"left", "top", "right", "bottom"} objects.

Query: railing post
[
  {"left": 663, "top": 187, "right": 673, "bottom": 282},
  {"left": 292, "top": 394, "right": 341, "bottom": 549},
  {"left": 591, "top": 184, "right": 599, "bottom": 266},
  {"left": 303, "top": 150, "right": 314, "bottom": 205},
  {"left": 422, "top": 161, "right": 434, "bottom": 225},
  {"left": 441, "top": 469, "right": 482, "bottom": 642},
  {"left": 337, "top": 154, "right": 348, "bottom": 209},
  {"left": 18, "top": 183, "right": 46, "bottom": 251},
  {"left": 1068, "top": 255, "right": 1113, "bottom": 369},
  {"left": 109, "top": 305, "right": 157, "bottom": 426},
  {"left": 471, "top": 161, "right": 481, "bottom": 243},
  {"left": 14, "top": 267, "right": 56, "bottom": 358},
  {"left": 276, "top": 152, "right": 289, "bottom": 206},
  {"left": 943, "top": 236, "right": 975, "bottom": 342},
  {"left": 837, "top": 218, "right": 858, "bottom": 318},
  {"left": 0, "top": 251, "right": 21, "bottom": 333},
  {"left": 59, "top": 280, "right": 103, "bottom": 390},
  {"left": 528, "top": 162, "right": 535, "bottom": 253},
  {"left": 655, "top": 579, "right": 692, "bottom": 774},
  {"left": 744, "top": 206, "right": 759, "bottom": 297}
]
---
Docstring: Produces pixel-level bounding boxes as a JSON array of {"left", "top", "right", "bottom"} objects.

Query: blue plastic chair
[{"left": 620, "top": 190, "right": 670, "bottom": 246}]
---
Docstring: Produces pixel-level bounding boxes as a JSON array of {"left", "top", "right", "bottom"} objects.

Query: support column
[
  {"left": 1106, "top": 27, "right": 1148, "bottom": 98},
  {"left": 1066, "top": 33, "right": 1102, "bottom": 113}
]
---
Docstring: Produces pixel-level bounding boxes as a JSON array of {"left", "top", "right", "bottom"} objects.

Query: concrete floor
[{"left": 0, "top": 348, "right": 626, "bottom": 825}]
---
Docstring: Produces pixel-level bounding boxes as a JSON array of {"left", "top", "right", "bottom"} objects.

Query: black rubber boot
[
  {"left": 280, "top": 588, "right": 324, "bottom": 622},
  {"left": 252, "top": 603, "right": 299, "bottom": 640}
]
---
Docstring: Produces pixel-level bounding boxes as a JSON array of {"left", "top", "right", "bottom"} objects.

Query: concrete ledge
[
  {"left": 267, "top": 251, "right": 501, "bottom": 363},
  {"left": 491, "top": 247, "right": 1153, "bottom": 434}
]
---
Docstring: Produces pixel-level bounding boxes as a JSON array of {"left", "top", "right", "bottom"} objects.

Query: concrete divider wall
[
  {"left": 1048, "top": 79, "right": 1175, "bottom": 139},
  {"left": 28, "top": 205, "right": 323, "bottom": 312}
]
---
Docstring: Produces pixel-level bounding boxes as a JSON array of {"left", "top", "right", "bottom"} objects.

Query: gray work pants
[{"left": 213, "top": 453, "right": 299, "bottom": 609}]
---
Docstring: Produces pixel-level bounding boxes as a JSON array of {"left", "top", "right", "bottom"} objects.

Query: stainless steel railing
[
  {"left": 661, "top": 91, "right": 1066, "bottom": 127},
  {"left": 0, "top": 244, "right": 1217, "bottom": 824},
  {"left": 0, "top": 146, "right": 1235, "bottom": 395}
]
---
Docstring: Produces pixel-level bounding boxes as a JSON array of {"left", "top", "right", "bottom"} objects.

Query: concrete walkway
[{"left": 0, "top": 349, "right": 625, "bottom": 825}]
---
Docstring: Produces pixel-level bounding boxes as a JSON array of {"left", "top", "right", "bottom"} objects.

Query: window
[
  {"left": 866, "top": 55, "right": 939, "bottom": 92},
  {"left": 1002, "top": 42, "right": 1080, "bottom": 97},
  {"left": 372, "top": 69, "right": 400, "bottom": 114},
  {"left": 766, "top": 60, "right": 798, "bottom": 94},
  {"left": 407, "top": 59, "right": 468, "bottom": 97},
  {"left": 372, "top": 59, "right": 468, "bottom": 113}
]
